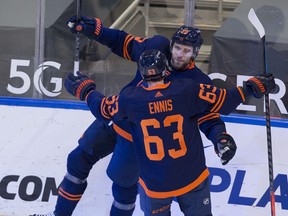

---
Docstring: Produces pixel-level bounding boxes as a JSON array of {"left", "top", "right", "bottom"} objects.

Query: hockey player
[
  {"left": 32, "top": 18, "right": 239, "bottom": 216},
  {"left": 63, "top": 49, "right": 276, "bottom": 215}
]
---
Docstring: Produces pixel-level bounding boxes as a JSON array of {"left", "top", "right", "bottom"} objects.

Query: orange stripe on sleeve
[
  {"left": 138, "top": 168, "right": 209, "bottom": 199},
  {"left": 237, "top": 86, "right": 246, "bottom": 102},
  {"left": 113, "top": 123, "right": 133, "bottom": 142},
  {"left": 125, "top": 36, "right": 134, "bottom": 60},
  {"left": 198, "top": 113, "right": 220, "bottom": 125},
  {"left": 123, "top": 35, "right": 131, "bottom": 59},
  {"left": 213, "top": 89, "right": 226, "bottom": 113},
  {"left": 134, "top": 36, "right": 146, "bottom": 43},
  {"left": 123, "top": 35, "right": 134, "bottom": 60},
  {"left": 100, "top": 98, "right": 111, "bottom": 119},
  {"left": 210, "top": 89, "right": 223, "bottom": 112}
]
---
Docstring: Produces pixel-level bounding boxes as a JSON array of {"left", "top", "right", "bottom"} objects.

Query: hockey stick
[
  {"left": 248, "top": 8, "right": 276, "bottom": 216},
  {"left": 74, "top": 0, "right": 82, "bottom": 75}
]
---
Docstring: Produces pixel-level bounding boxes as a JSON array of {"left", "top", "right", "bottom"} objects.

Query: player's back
[{"left": 119, "top": 78, "right": 209, "bottom": 198}]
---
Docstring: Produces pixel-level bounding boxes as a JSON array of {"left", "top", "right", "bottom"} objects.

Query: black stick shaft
[
  {"left": 74, "top": 0, "right": 81, "bottom": 75},
  {"left": 262, "top": 35, "right": 276, "bottom": 216}
]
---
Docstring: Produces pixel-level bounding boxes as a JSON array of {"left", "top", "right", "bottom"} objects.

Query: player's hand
[
  {"left": 215, "top": 133, "right": 237, "bottom": 165},
  {"left": 245, "top": 73, "right": 276, "bottom": 98},
  {"left": 67, "top": 15, "right": 102, "bottom": 38},
  {"left": 64, "top": 71, "right": 96, "bottom": 101}
]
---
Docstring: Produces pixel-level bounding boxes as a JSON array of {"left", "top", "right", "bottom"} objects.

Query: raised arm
[
  {"left": 67, "top": 16, "right": 170, "bottom": 62},
  {"left": 63, "top": 71, "right": 275, "bottom": 120},
  {"left": 201, "top": 73, "right": 275, "bottom": 115},
  {"left": 63, "top": 71, "right": 276, "bottom": 166},
  {"left": 64, "top": 71, "right": 124, "bottom": 123}
]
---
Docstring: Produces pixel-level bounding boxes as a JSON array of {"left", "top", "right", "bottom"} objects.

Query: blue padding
[
  {"left": 0, "top": 97, "right": 89, "bottom": 110},
  {"left": 221, "top": 114, "right": 288, "bottom": 128},
  {"left": 1, "top": 97, "right": 288, "bottom": 128}
]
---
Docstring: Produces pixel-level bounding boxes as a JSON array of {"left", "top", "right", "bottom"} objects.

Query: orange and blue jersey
[
  {"left": 93, "top": 26, "right": 227, "bottom": 144},
  {"left": 86, "top": 78, "right": 246, "bottom": 198}
]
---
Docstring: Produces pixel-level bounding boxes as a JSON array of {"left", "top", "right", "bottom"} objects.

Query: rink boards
[{"left": 0, "top": 99, "right": 287, "bottom": 216}]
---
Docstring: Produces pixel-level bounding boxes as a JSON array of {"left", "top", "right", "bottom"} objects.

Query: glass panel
[{"left": 0, "top": 0, "right": 287, "bottom": 118}]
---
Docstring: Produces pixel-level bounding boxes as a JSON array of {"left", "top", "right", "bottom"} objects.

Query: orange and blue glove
[
  {"left": 245, "top": 73, "right": 276, "bottom": 98},
  {"left": 215, "top": 133, "right": 237, "bottom": 165},
  {"left": 67, "top": 15, "right": 103, "bottom": 39},
  {"left": 64, "top": 71, "right": 96, "bottom": 101}
]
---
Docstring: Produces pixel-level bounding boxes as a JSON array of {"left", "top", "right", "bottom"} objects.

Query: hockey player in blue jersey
[
  {"left": 33, "top": 17, "right": 249, "bottom": 216},
  {"left": 63, "top": 49, "right": 276, "bottom": 215}
]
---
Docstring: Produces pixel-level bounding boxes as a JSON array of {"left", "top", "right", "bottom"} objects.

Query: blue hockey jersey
[
  {"left": 86, "top": 78, "right": 246, "bottom": 198},
  {"left": 93, "top": 25, "right": 226, "bottom": 144}
]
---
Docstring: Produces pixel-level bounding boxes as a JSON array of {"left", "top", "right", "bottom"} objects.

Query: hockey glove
[
  {"left": 64, "top": 71, "right": 96, "bottom": 101},
  {"left": 245, "top": 73, "right": 276, "bottom": 98},
  {"left": 215, "top": 133, "right": 237, "bottom": 165},
  {"left": 67, "top": 15, "right": 103, "bottom": 38}
]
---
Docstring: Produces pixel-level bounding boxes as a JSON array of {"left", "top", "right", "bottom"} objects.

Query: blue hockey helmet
[
  {"left": 138, "top": 49, "right": 168, "bottom": 82},
  {"left": 171, "top": 26, "right": 203, "bottom": 60}
]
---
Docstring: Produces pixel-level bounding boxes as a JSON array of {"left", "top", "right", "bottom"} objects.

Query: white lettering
[
  {"left": 8, "top": 59, "right": 31, "bottom": 94},
  {"left": 7, "top": 59, "right": 62, "bottom": 97},
  {"left": 209, "top": 73, "right": 287, "bottom": 115}
]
